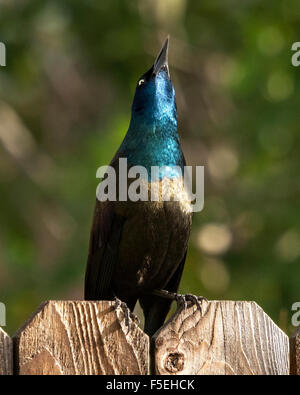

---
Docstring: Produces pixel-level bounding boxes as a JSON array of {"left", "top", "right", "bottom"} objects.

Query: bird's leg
[
  {"left": 151, "top": 289, "right": 207, "bottom": 312},
  {"left": 113, "top": 296, "right": 140, "bottom": 332}
]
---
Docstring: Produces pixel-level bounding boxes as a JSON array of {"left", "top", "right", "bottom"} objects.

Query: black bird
[{"left": 85, "top": 38, "right": 198, "bottom": 337}]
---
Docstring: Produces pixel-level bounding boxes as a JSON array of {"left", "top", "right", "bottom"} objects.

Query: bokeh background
[{"left": 0, "top": 0, "right": 299, "bottom": 335}]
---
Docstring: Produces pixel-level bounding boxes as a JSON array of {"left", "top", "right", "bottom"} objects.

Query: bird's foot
[
  {"left": 175, "top": 293, "right": 207, "bottom": 312},
  {"left": 113, "top": 297, "right": 140, "bottom": 332},
  {"left": 152, "top": 289, "right": 207, "bottom": 312}
]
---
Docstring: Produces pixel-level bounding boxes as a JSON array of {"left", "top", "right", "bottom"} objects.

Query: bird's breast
[
  {"left": 113, "top": 175, "right": 192, "bottom": 294},
  {"left": 146, "top": 176, "right": 193, "bottom": 214},
  {"left": 115, "top": 175, "right": 193, "bottom": 215}
]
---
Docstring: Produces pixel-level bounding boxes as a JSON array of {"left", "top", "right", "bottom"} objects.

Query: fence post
[
  {"left": 153, "top": 300, "right": 289, "bottom": 375},
  {"left": 0, "top": 328, "right": 13, "bottom": 375},
  {"left": 13, "top": 301, "right": 149, "bottom": 375},
  {"left": 290, "top": 328, "right": 300, "bottom": 374}
]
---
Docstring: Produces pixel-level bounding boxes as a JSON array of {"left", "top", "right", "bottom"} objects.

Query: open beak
[{"left": 153, "top": 37, "right": 169, "bottom": 76}]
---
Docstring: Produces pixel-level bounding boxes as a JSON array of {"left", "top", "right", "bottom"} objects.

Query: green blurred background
[{"left": 0, "top": 0, "right": 299, "bottom": 335}]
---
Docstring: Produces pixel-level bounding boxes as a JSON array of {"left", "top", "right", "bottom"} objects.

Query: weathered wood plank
[
  {"left": 14, "top": 301, "right": 149, "bottom": 375},
  {"left": 153, "top": 300, "right": 289, "bottom": 375},
  {"left": 290, "top": 328, "right": 300, "bottom": 375},
  {"left": 0, "top": 327, "right": 13, "bottom": 375}
]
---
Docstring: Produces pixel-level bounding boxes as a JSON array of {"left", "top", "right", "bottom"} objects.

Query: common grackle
[{"left": 85, "top": 38, "right": 200, "bottom": 337}]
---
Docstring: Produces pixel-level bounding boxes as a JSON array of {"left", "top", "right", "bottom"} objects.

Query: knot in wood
[{"left": 164, "top": 352, "right": 184, "bottom": 373}]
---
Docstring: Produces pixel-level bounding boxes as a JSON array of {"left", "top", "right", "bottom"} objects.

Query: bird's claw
[
  {"left": 175, "top": 294, "right": 188, "bottom": 310},
  {"left": 151, "top": 289, "right": 207, "bottom": 313},
  {"left": 114, "top": 297, "right": 131, "bottom": 330},
  {"left": 113, "top": 297, "right": 139, "bottom": 332},
  {"left": 175, "top": 293, "right": 207, "bottom": 312}
]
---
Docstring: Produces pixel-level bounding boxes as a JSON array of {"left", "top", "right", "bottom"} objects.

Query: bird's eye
[{"left": 138, "top": 79, "right": 145, "bottom": 86}]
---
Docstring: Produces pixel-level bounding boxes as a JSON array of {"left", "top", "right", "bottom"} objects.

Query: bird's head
[{"left": 130, "top": 38, "right": 177, "bottom": 130}]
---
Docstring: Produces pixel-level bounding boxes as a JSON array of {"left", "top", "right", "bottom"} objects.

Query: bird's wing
[
  {"left": 84, "top": 151, "right": 126, "bottom": 300},
  {"left": 84, "top": 199, "right": 125, "bottom": 300}
]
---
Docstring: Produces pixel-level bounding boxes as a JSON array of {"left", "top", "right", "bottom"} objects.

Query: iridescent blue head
[
  {"left": 120, "top": 38, "right": 184, "bottom": 180},
  {"left": 130, "top": 38, "right": 177, "bottom": 133}
]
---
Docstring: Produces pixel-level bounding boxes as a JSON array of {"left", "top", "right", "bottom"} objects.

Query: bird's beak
[{"left": 153, "top": 37, "right": 169, "bottom": 77}]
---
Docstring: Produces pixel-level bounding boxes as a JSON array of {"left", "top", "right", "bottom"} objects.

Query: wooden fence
[{"left": 0, "top": 299, "right": 298, "bottom": 375}]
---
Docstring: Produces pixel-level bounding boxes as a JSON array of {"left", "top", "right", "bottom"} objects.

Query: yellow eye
[{"left": 138, "top": 79, "right": 145, "bottom": 86}]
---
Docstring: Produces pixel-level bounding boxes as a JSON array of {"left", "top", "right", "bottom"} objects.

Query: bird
[{"left": 85, "top": 38, "right": 200, "bottom": 337}]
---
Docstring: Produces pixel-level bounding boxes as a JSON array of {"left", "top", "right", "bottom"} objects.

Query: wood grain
[
  {"left": 153, "top": 300, "right": 289, "bottom": 375},
  {"left": 0, "top": 327, "right": 13, "bottom": 375},
  {"left": 13, "top": 301, "right": 149, "bottom": 375},
  {"left": 290, "top": 328, "right": 300, "bottom": 374}
]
